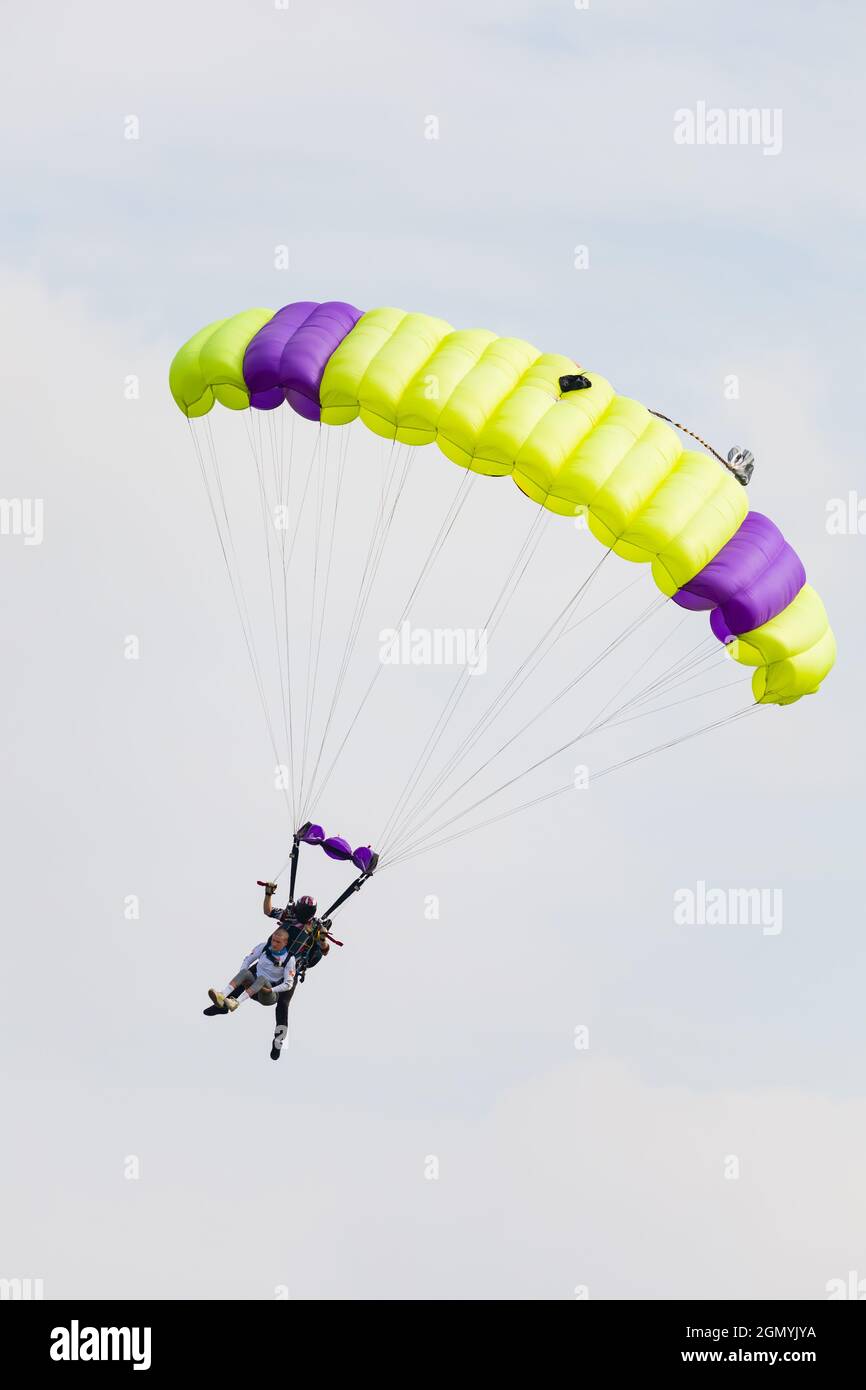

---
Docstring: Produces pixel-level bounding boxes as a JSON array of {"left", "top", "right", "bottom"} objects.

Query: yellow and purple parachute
[{"left": 170, "top": 299, "right": 834, "bottom": 709}]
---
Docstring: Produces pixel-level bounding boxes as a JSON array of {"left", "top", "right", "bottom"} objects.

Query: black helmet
[{"left": 294, "top": 895, "right": 317, "bottom": 924}]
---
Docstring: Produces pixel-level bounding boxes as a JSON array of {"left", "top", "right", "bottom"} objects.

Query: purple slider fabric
[
  {"left": 296, "top": 823, "right": 375, "bottom": 870},
  {"left": 322, "top": 835, "right": 353, "bottom": 862},
  {"left": 298, "top": 823, "right": 325, "bottom": 846},
  {"left": 673, "top": 512, "right": 806, "bottom": 641},
  {"left": 243, "top": 300, "right": 363, "bottom": 420}
]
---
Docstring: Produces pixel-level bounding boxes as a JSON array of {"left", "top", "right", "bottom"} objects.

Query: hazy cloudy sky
[{"left": 2, "top": 0, "right": 864, "bottom": 1300}]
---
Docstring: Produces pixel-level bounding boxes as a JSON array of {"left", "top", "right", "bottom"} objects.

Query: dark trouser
[
  {"left": 272, "top": 979, "right": 298, "bottom": 1049},
  {"left": 275, "top": 979, "right": 297, "bottom": 1026}
]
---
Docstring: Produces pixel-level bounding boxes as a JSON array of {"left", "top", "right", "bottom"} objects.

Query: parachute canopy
[{"left": 170, "top": 300, "right": 834, "bottom": 708}]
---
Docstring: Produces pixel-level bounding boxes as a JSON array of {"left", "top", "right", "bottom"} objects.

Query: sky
[{"left": 1, "top": 0, "right": 865, "bottom": 1300}]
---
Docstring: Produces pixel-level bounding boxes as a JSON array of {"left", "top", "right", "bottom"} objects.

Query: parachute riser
[
  {"left": 288, "top": 825, "right": 305, "bottom": 902},
  {"left": 321, "top": 861, "right": 379, "bottom": 921}
]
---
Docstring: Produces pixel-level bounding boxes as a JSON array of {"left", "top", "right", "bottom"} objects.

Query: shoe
[
  {"left": 207, "top": 988, "right": 228, "bottom": 1012},
  {"left": 225, "top": 997, "right": 239, "bottom": 1012},
  {"left": 270, "top": 1041, "right": 283, "bottom": 1061}
]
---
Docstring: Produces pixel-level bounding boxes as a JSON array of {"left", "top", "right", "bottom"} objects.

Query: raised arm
[{"left": 262, "top": 882, "right": 278, "bottom": 917}]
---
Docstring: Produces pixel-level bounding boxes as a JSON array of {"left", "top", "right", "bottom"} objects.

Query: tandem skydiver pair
[
  {"left": 203, "top": 823, "right": 379, "bottom": 1061},
  {"left": 204, "top": 890, "right": 330, "bottom": 1061}
]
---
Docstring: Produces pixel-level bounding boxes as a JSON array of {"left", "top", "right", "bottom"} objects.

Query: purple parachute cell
[
  {"left": 352, "top": 846, "right": 375, "bottom": 872},
  {"left": 710, "top": 609, "right": 735, "bottom": 644},
  {"left": 243, "top": 303, "right": 319, "bottom": 412},
  {"left": 673, "top": 512, "right": 806, "bottom": 637},
  {"left": 243, "top": 301, "right": 363, "bottom": 420}
]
